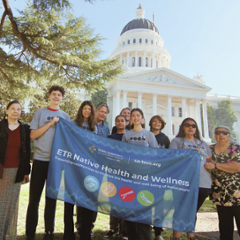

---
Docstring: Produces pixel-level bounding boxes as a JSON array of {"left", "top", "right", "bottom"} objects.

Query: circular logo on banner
[
  {"left": 119, "top": 186, "right": 135, "bottom": 202},
  {"left": 137, "top": 190, "right": 154, "bottom": 206},
  {"left": 100, "top": 182, "right": 117, "bottom": 197},
  {"left": 84, "top": 176, "right": 99, "bottom": 192}
]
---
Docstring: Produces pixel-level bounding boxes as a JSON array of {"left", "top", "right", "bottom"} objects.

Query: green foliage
[
  {"left": 207, "top": 100, "right": 237, "bottom": 143},
  {"left": 0, "top": 0, "right": 122, "bottom": 108},
  {"left": 90, "top": 87, "right": 108, "bottom": 108}
]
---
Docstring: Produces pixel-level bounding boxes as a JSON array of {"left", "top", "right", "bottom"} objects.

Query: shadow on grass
[{"left": 17, "top": 230, "right": 111, "bottom": 240}]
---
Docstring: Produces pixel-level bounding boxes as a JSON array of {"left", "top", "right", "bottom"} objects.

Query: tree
[
  {"left": 207, "top": 100, "right": 238, "bottom": 143},
  {"left": 90, "top": 87, "right": 108, "bottom": 108},
  {"left": 0, "top": 0, "right": 122, "bottom": 106}
]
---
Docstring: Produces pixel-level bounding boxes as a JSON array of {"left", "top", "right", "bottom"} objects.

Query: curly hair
[
  {"left": 48, "top": 85, "right": 65, "bottom": 96},
  {"left": 149, "top": 115, "right": 166, "bottom": 131},
  {"left": 176, "top": 117, "right": 201, "bottom": 140},
  {"left": 75, "top": 101, "right": 96, "bottom": 132}
]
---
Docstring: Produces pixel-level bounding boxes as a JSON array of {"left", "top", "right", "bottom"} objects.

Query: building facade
[{"left": 104, "top": 4, "right": 240, "bottom": 143}]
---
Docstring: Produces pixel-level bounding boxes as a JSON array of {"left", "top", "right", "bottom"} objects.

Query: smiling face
[
  {"left": 131, "top": 110, "right": 143, "bottom": 126},
  {"left": 49, "top": 90, "right": 63, "bottom": 107},
  {"left": 151, "top": 117, "right": 162, "bottom": 132},
  {"left": 6, "top": 103, "right": 21, "bottom": 121},
  {"left": 121, "top": 109, "right": 130, "bottom": 121},
  {"left": 182, "top": 120, "right": 197, "bottom": 137},
  {"left": 115, "top": 116, "right": 126, "bottom": 131},
  {"left": 214, "top": 127, "right": 230, "bottom": 144},
  {"left": 96, "top": 106, "right": 108, "bottom": 123},
  {"left": 82, "top": 104, "right": 92, "bottom": 121}
]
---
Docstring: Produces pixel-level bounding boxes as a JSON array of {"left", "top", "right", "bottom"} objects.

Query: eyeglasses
[
  {"left": 215, "top": 131, "right": 229, "bottom": 135},
  {"left": 183, "top": 123, "right": 197, "bottom": 128}
]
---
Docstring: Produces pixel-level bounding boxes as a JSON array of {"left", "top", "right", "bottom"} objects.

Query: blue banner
[{"left": 46, "top": 118, "right": 201, "bottom": 232}]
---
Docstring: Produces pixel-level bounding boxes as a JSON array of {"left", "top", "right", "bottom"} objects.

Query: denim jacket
[{"left": 96, "top": 121, "right": 110, "bottom": 137}]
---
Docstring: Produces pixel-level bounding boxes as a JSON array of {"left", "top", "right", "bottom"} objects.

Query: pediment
[{"left": 121, "top": 68, "right": 211, "bottom": 91}]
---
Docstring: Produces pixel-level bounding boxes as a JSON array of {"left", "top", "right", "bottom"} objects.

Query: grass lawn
[{"left": 17, "top": 184, "right": 216, "bottom": 240}]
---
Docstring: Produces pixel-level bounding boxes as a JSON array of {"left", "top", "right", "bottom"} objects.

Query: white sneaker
[{"left": 154, "top": 236, "right": 164, "bottom": 240}]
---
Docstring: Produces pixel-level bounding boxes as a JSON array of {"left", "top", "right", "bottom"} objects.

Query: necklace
[{"left": 216, "top": 143, "right": 229, "bottom": 155}]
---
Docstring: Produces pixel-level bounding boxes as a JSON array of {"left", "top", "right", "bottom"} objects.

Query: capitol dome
[
  {"left": 121, "top": 19, "right": 159, "bottom": 36},
  {"left": 109, "top": 4, "right": 171, "bottom": 72}
]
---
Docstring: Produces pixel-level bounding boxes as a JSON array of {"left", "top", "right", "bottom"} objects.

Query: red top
[{"left": 4, "top": 125, "right": 21, "bottom": 168}]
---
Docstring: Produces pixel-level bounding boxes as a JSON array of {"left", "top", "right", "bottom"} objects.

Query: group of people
[{"left": 0, "top": 85, "right": 240, "bottom": 240}]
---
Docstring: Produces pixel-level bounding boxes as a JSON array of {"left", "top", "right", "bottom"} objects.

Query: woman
[
  {"left": 169, "top": 117, "right": 212, "bottom": 240},
  {"left": 205, "top": 126, "right": 240, "bottom": 240},
  {"left": 0, "top": 100, "right": 31, "bottom": 240},
  {"left": 64, "top": 101, "right": 96, "bottom": 240},
  {"left": 122, "top": 108, "right": 158, "bottom": 240},
  {"left": 149, "top": 115, "right": 170, "bottom": 240}
]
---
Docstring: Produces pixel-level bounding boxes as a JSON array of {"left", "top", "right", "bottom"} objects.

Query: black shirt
[{"left": 154, "top": 132, "right": 170, "bottom": 149}]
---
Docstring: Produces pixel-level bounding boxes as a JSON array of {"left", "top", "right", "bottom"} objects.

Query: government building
[{"left": 82, "top": 5, "right": 240, "bottom": 143}]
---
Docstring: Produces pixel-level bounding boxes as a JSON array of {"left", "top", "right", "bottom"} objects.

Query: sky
[{"left": 7, "top": 0, "right": 240, "bottom": 97}]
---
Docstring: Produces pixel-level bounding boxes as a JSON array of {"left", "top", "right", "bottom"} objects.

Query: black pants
[
  {"left": 217, "top": 205, "right": 240, "bottom": 240},
  {"left": 26, "top": 160, "right": 56, "bottom": 236},
  {"left": 64, "top": 202, "right": 75, "bottom": 239},
  {"left": 79, "top": 207, "right": 97, "bottom": 240},
  {"left": 126, "top": 221, "right": 153, "bottom": 240}
]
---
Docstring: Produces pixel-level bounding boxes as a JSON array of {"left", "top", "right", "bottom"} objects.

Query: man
[
  {"left": 111, "top": 108, "right": 131, "bottom": 134},
  {"left": 95, "top": 102, "right": 110, "bottom": 137},
  {"left": 26, "top": 86, "right": 70, "bottom": 240},
  {"left": 105, "top": 115, "right": 128, "bottom": 240},
  {"left": 75, "top": 102, "right": 110, "bottom": 238}
]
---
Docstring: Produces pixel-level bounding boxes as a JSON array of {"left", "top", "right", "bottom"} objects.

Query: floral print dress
[{"left": 210, "top": 143, "right": 240, "bottom": 206}]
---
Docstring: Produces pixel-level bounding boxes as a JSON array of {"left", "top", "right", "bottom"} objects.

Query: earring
[{"left": 5, "top": 114, "right": 8, "bottom": 120}]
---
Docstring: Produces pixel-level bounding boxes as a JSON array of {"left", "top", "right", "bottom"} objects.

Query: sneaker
[
  {"left": 104, "top": 229, "right": 119, "bottom": 238},
  {"left": 43, "top": 232, "right": 54, "bottom": 240},
  {"left": 154, "top": 236, "right": 164, "bottom": 240},
  {"left": 122, "top": 231, "right": 128, "bottom": 240}
]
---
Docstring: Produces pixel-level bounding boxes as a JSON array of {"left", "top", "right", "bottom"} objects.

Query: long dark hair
[
  {"left": 176, "top": 117, "right": 201, "bottom": 140},
  {"left": 75, "top": 101, "right": 95, "bottom": 132},
  {"left": 130, "top": 108, "right": 144, "bottom": 129}
]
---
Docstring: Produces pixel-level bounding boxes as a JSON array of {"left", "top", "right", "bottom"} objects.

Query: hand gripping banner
[{"left": 46, "top": 118, "right": 201, "bottom": 232}]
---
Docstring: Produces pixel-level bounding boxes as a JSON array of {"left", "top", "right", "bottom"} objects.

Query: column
[
  {"left": 164, "top": 57, "right": 167, "bottom": 67},
  {"left": 152, "top": 52, "right": 156, "bottom": 68},
  {"left": 153, "top": 94, "right": 157, "bottom": 115},
  {"left": 159, "top": 54, "right": 161, "bottom": 68},
  {"left": 112, "top": 94, "right": 116, "bottom": 127},
  {"left": 143, "top": 51, "right": 146, "bottom": 67},
  {"left": 127, "top": 52, "right": 129, "bottom": 67},
  {"left": 115, "top": 90, "right": 120, "bottom": 116},
  {"left": 182, "top": 97, "right": 187, "bottom": 119},
  {"left": 107, "top": 95, "right": 112, "bottom": 129},
  {"left": 138, "top": 92, "right": 142, "bottom": 109},
  {"left": 202, "top": 99, "right": 211, "bottom": 140},
  {"left": 120, "top": 54, "right": 122, "bottom": 64},
  {"left": 123, "top": 91, "right": 128, "bottom": 108},
  {"left": 135, "top": 51, "right": 138, "bottom": 67},
  {"left": 195, "top": 98, "right": 202, "bottom": 135},
  {"left": 167, "top": 95, "right": 172, "bottom": 135}
]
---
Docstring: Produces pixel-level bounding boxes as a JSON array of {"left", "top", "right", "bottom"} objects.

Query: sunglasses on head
[
  {"left": 183, "top": 123, "right": 197, "bottom": 128},
  {"left": 215, "top": 131, "right": 229, "bottom": 135}
]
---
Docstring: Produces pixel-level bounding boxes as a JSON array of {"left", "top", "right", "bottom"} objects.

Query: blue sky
[{"left": 7, "top": 0, "right": 240, "bottom": 97}]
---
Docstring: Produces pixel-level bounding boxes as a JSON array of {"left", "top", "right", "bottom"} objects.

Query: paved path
[{"left": 195, "top": 212, "right": 240, "bottom": 240}]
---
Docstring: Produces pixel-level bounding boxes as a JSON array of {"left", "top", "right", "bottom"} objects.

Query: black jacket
[{"left": 0, "top": 119, "right": 31, "bottom": 183}]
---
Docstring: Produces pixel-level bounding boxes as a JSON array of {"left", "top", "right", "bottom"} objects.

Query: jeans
[
  {"left": 26, "top": 160, "right": 56, "bottom": 236},
  {"left": 217, "top": 205, "right": 240, "bottom": 240}
]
